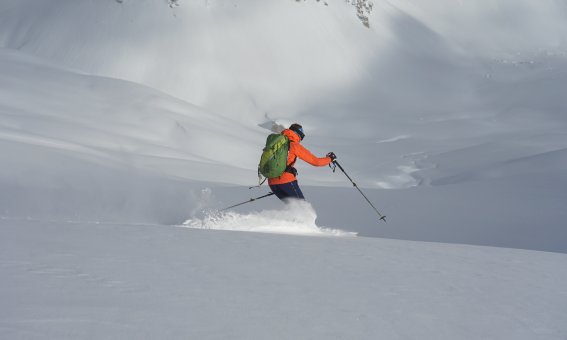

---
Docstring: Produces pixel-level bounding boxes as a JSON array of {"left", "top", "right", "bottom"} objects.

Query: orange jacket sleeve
[{"left": 291, "top": 142, "right": 332, "bottom": 167}]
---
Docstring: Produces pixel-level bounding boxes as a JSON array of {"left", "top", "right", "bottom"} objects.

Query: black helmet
[{"left": 289, "top": 123, "right": 305, "bottom": 140}]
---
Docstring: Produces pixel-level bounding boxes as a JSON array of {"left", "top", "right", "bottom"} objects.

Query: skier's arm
[{"left": 293, "top": 143, "right": 332, "bottom": 166}]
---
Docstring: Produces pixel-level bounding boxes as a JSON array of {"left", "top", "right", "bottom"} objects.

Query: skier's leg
[
  {"left": 288, "top": 180, "right": 305, "bottom": 200},
  {"left": 269, "top": 181, "right": 304, "bottom": 201},
  {"left": 269, "top": 183, "right": 287, "bottom": 200}
]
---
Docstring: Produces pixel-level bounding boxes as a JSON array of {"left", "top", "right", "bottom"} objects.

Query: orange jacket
[{"left": 268, "top": 129, "right": 332, "bottom": 185}]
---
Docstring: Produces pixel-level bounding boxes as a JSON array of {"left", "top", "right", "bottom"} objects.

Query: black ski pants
[{"left": 269, "top": 180, "right": 305, "bottom": 201}]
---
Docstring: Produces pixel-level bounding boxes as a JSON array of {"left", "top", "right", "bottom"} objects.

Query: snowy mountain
[
  {"left": 1, "top": 0, "right": 566, "bottom": 250},
  {"left": 1, "top": 0, "right": 567, "bottom": 338}
]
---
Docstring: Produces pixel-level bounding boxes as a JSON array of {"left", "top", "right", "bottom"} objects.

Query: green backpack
[{"left": 258, "top": 133, "right": 290, "bottom": 182}]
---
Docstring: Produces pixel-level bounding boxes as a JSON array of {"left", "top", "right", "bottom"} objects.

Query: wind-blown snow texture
[{"left": 1, "top": 0, "right": 567, "bottom": 338}]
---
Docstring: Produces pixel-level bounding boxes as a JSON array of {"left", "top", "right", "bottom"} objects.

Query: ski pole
[
  {"left": 331, "top": 160, "right": 387, "bottom": 222},
  {"left": 220, "top": 192, "right": 275, "bottom": 211}
]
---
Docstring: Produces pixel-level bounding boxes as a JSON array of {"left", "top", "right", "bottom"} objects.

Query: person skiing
[{"left": 268, "top": 123, "right": 336, "bottom": 201}]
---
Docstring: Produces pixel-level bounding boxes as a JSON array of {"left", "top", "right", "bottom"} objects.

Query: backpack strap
[{"left": 284, "top": 140, "right": 298, "bottom": 176}]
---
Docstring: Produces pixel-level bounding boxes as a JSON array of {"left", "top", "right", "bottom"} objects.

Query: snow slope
[
  {"left": 0, "top": 0, "right": 375, "bottom": 118},
  {"left": 1, "top": 45, "right": 566, "bottom": 252},
  {"left": 2, "top": 0, "right": 566, "bottom": 189},
  {"left": 1, "top": 1, "right": 567, "bottom": 338},
  {"left": 1, "top": 219, "right": 566, "bottom": 340},
  {"left": 1, "top": 0, "right": 567, "bottom": 251},
  {"left": 1, "top": 47, "right": 565, "bottom": 338}
]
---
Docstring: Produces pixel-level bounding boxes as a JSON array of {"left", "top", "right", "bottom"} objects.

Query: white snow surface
[
  {"left": 1, "top": 0, "right": 567, "bottom": 338},
  {"left": 1, "top": 219, "right": 567, "bottom": 340}
]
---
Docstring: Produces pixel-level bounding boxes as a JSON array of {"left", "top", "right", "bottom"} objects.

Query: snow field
[
  {"left": 0, "top": 1, "right": 567, "bottom": 338},
  {"left": 1, "top": 219, "right": 566, "bottom": 340}
]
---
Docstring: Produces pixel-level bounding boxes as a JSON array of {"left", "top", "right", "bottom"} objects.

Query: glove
[{"left": 326, "top": 152, "right": 337, "bottom": 161}]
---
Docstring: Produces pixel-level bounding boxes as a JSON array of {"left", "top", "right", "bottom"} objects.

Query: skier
[{"left": 268, "top": 123, "right": 336, "bottom": 201}]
